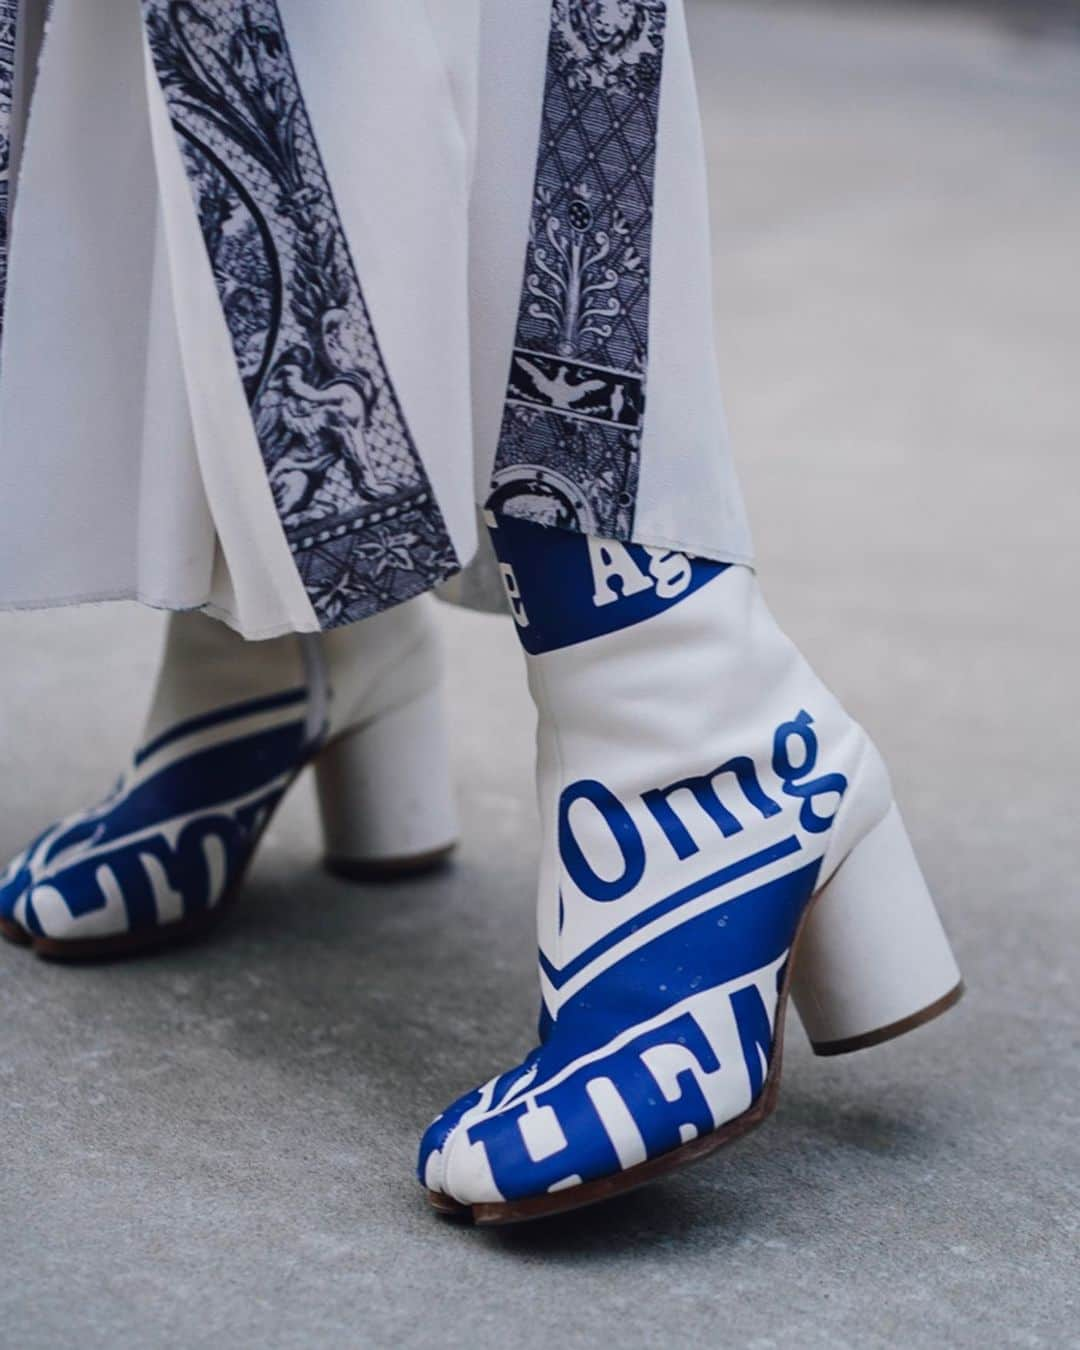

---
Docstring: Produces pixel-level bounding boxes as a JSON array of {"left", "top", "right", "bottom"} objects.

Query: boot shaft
[
  {"left": 486, "top": 513, "right": 893, "bottom": 1020},
  {"left": 144, "top": 596, "right": 445, "bottom": 750}
]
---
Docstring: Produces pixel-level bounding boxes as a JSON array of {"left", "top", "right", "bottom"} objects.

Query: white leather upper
[
  {"left": 526, "top": 564, "right": 893, "bottom": 1025},
  {"left": 145, "top": 595, "right": 445, "bottom": 747}
]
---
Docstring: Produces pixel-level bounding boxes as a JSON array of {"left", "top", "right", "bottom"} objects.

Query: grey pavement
[{"left": 1, "top": 3, "right": 1078, "bottom": 1347}]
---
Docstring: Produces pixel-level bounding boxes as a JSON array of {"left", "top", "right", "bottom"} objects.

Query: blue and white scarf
[{"left": 0, "top": 2, "right": 669, "bottom": 626}]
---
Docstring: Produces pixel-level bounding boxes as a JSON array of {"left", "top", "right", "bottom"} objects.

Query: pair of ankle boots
[{"left": 1, "top": 518, "right": 962, "bottom": 1224}]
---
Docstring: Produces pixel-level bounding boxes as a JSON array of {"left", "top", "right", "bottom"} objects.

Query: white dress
[{"left": 0, "top": 0, "right": 752, "bottom": 638}]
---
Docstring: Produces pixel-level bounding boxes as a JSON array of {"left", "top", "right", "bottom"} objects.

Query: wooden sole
[
  {"left": 0, "top": 916, "right": 31, "bottom": 948},
  {"left": 426, "top": 894, "right": 964, "bottom": 1227}
]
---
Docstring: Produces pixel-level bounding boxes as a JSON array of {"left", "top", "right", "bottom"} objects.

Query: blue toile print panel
[
  {"left": 489, "top": 1, "right": 668, "bottom": 540},
  {"left": 0, "top": 0, "right": 17, "bottom": 348},
  {"left": 142, "top": 0, "right": 459, "bottom": 629}
]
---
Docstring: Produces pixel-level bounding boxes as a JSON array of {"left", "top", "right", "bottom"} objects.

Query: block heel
[
  {"left": 315, "top": 686, "right": 459, "bottom": 881},
  {"left": 792, "top": 803, "right": 963, "bottom": 1056}
]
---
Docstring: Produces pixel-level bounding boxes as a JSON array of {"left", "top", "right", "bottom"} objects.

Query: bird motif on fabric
[{"left": 518, "top": 359, "right": 607, "bottom": 412}]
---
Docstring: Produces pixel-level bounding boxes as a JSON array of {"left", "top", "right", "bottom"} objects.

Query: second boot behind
[{"left": 0, "top": 597, "right": 457, "bottom": 959}]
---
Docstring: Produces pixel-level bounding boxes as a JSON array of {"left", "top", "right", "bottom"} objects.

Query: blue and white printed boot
[
  {"left": 0, "top": 598, "right": 457, "bottom": 961},
  {"left": 420, "top": 516, "right": 962, "bottom": 1224}
]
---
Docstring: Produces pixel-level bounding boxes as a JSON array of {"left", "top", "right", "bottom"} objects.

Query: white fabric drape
[{"left": 0, "top": 0, "right": 752, "bottom": 638}]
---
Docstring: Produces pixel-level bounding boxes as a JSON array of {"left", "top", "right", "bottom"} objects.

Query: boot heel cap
[
  {"left": 324, "top": 842, "right": 457, "bottom": 884},
  {"left": 810, "top": 980, "right": 964, "bottom": 1057}
]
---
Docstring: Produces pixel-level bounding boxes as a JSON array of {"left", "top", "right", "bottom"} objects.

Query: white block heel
[
  {"left": 791, "top": 803, "right": 963, "bottom": 1056},
  {"left": 314, "top": 685, "right": 459, "bottom": 881}
]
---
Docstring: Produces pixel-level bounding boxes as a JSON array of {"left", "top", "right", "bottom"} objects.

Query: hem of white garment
[{"left": 0, "top": 588, "right": 319, "bottom": 642}]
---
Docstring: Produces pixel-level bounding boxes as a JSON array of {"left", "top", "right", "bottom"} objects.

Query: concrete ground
[{"left": 1, "top": 3, "right": 1077, "bottom": 1346}]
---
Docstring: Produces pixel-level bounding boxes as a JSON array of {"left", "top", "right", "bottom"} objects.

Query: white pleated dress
[{"left": 0, "top": 0, "right": 751, "bottom": 638}]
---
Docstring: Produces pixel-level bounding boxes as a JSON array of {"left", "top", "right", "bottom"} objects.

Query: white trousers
[{"left": 0, "top": 0, "right": 752, "bottom": 638}]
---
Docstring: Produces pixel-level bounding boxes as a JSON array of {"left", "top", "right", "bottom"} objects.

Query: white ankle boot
[
  {"left": 0, "top": 597, "right": 457, "bottom": 959},
  {"left": 420, "top": 517, "right": 961, "bottom": 1224}
]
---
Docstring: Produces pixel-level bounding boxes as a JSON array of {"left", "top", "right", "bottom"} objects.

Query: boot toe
[
  {"left": 0, "top": 810, "right": 109, "bottom": 944},
  {"left": 0, "top": 854, "right": 34, "bottom": 940},
  {"left": 441, "top": 1119, "right": 507, "bottom": 1207},
  {"left": 24, "top": 876, "right": 126, "bottom": 944},
  {"left": 420, "top": 1050, "right": 547, "bottom": 1202},
  {"left": 418, "top": 1085, "right": 488, "bottom": 1196}
]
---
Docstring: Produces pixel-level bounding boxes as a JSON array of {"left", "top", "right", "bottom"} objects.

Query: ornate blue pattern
[
  {"left": 489, "top": 1, "right": 668, "bottom": 539},
  {"left": 142, "top": 1, "right": 459, "bottom": 628}
]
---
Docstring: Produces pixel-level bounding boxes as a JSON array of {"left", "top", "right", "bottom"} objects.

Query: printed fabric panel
[
  {"left": 143, "top": 0, "right": 459, "bottom": 628},
  {"left": 489, "top": 1, "right": 668, "bottom": 541}
]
